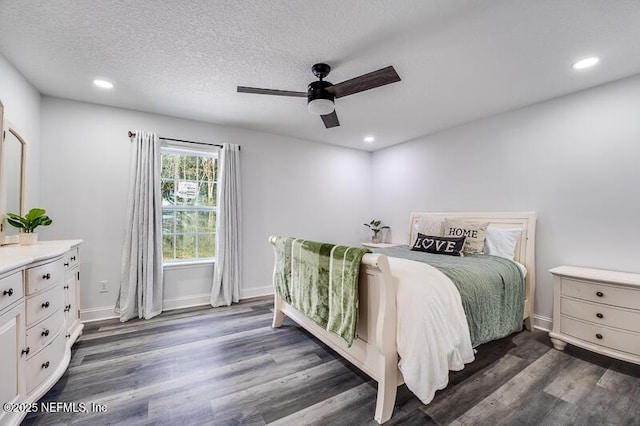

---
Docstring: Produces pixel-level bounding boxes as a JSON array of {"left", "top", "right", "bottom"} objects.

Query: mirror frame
[
  {"left": 0, "top": 119, "right": 28, "bottom": 245},
  {"left": 6, "top": 127, "right": 27, "bottom": 217}
]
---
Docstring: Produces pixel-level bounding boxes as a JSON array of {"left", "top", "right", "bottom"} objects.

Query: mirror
[{"left": 1, "top": 125, "right": 27, "bottom": 239}]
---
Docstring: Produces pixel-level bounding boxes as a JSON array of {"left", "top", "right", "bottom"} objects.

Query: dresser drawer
[
  {"left": 560, "top": 316, "right": 640, "bottom": 356},
  {"left": 26, "top": 328, "right": 65, "bottom": 394},
  {"left": 0, "top": 270, "right": 23, "bottom": 312},
  {"left": 26, "top": 285, "right": 64, "bottom": 326},
  {"left": 26, "top": 308, "right": 65, "bottom": 358},
  {"left": 25, "top": 258, "right": 64, "bottom": 295},
  {"left": 561, "top": 278, "right": 640, "bottom": 310},
  {"left": 561, "top": 297, "right": 640, "bottom": 333},
  {"left": 64, "top": 248, "right": 79, "bottom": 270}
]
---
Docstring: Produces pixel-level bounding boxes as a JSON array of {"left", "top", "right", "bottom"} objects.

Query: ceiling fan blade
[
  {"left": 328, "top": 66, "right": 401, "bottom": 98},
  {"left": 237, "top": 86, "right": 307, "bottom": 97},
  {"left": 321, "top": 111, "right": 340, "bottom": 128}
]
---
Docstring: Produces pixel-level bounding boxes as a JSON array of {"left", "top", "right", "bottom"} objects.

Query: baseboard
[
  {"left": 80, "top": 306, "right": 118, "bottom": 323},
  {"left": 533, "top": 314, "right": 552, "bottom": 332},
  {"left": 241, "top": 285, "right": 273, "bottom": 300},
  {"left": 80, "top": 288, "right": 274, "bottom": 323},
  {"left": 162, "top": 293, "right": 211, "bottom": 311}
]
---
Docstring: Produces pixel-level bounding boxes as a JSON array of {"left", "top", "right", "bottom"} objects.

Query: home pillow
[
  {"left": 411, "top": 215, "right": 445, "bottom": 245},
  {"left": 484, "top": 226, "right": 522, "bottom": 260},
  {"left": 443, "top": 218, "right": 488, "bottom": 254},
  {"left": 411, "top": 233, "right": 465, "bottom": 256}
]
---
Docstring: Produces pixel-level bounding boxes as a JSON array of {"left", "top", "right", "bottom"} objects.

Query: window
[{"left": 161, "top": 147, "right": 218, "bottom": 262}]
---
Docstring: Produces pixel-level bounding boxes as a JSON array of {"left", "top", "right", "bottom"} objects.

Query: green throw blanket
[
  {"left": 373, "top": 245, "right": 524, "bottom": 347},
  {"left": 273, "top": 236, "right": 369, "bottom": 347}
]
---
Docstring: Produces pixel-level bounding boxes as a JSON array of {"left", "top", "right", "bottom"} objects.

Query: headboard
[{"left": 408, "top": 211, "right": 537, "bottom": 326}]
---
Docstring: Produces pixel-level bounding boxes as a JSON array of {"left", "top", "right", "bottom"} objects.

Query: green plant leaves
[{"left": 6, "top": 208, "right": 53, "bottom": 233}]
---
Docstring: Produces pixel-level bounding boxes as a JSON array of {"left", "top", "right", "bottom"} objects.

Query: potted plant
[
  {"left": 7, "top": 208, "right": 53, "bottom": 245},
  {"left": 364, "top": 220, "right": 390, "bottom": 244}
]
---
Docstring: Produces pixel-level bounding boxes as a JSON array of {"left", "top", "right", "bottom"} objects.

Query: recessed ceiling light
[
  {"left": 93, "top": 79, "right": 114, "bottom": 89},
  {"left": 571, "top": 57, "right": 599, "bottom": 70},
  {"left": 364, "top": 136, "right": 375, "bottom": 143}
]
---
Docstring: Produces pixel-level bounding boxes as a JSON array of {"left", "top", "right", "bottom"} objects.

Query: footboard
[{"left": 268, "top": 236, "right": 400, "bottom": 424}]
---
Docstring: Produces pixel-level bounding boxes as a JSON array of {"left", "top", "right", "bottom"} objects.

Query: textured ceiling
[{"left": 1, "top": 0, "right": 640, "bottom": 151}]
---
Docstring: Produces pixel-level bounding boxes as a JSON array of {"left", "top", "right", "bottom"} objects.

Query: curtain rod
[{"left": 127, "top": 131, "right": 240, "bottom": 150}]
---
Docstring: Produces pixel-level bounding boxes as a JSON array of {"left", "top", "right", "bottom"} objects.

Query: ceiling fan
[{"left": 237, "top": 63, "right": 401, "bottom": 129}]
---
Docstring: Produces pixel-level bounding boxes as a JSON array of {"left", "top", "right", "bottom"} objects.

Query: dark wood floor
[{"left": 23, "top": 299, "right": 640, "bottom": 425}]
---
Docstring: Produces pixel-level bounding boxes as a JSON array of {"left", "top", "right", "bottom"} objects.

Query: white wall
[
  {"left": 0, "top": 53, "right": 41, "bottom": 209},
  {"left": 371, "top": 74, "right": 640, "bottom": 324},
  {"left": 39, "top": 97, "right": 371, "bottom": 319}
]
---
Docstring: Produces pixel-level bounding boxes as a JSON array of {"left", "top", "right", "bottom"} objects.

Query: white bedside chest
[{"left": 549, "top": 265, "right": 640, "bottom": 365}]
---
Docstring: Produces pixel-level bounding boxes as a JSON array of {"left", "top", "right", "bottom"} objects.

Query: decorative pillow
[
  {"left": 443, "top": 218, "right": 488, "bottom": 254},
  {"left": 411, "top": 215, "right": 445, "bottom": 245},
  {"left": 411, "top": 233, "right": 465, "bottom": 256},
  {"left": 484, "top": 227, "right": 522, "bottom": 260}
]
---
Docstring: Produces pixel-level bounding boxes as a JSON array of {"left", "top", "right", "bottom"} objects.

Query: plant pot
[{"left": 19, "top": 232, "right": 38, "bottom": 245}]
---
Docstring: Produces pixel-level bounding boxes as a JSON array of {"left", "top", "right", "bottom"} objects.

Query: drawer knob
[
  {"left": 43, "top": 273, "right": 51, "bottom": 280},
  {"left": 41, "top": 329, "right": 50, "bottom": 337},
  {"left": 21, "top": 347, "right": 30, "bottom": 356},
  {"left": 42, "top": 301, "right": 50, "bottom": 308},
  {"left": 596, "top": 313, "right": 604, "bottom": 319},
  {"left": 64, "top": 262, "right": 69, "bottom": 267},
  {"left": 42, "top": 361, "right": 50, "bottom": 369},
  {"left": 596, "top": 333, "right": 603, "bottom": 340},
  {"left": 64, "top": 285, "right": 69, "bottom": 289},
  {"left": 3, "top": 288, "right": 13, "bottom": 296},
  {"left": 596, "top": 291, "right": 604, "bottom": 297},
  {"left": 71, "top": 256, "right": 76, "bottom": 261},
  {"left": 64, "top": 305, "right": 71, "bottom": 312}
]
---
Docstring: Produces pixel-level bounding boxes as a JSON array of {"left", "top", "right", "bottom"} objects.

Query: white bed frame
[{"left": 269, "top": 211, "right": 537, "bottom": 424}]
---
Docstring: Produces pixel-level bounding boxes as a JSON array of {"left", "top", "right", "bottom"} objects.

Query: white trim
[
  {"left": 162, "top": 293, "right": 211, "bottom": 311},
  {"left": 163, "top": 259, "right": 215, "bottom": 270},
  {"left": 241, "top": 285, "right": 273, "bottom": 300},
  {"left": 80, "top": 306, "right": 118, "bottom": 323},
  {"left": 533, "top": 314, "right": 552, "bottom": 331},
  {"left": 161, "top": 141, "right": 219, "bottom": 156},
  {"left": 80, "top": 288, "right": 274, "bottom": 323}
]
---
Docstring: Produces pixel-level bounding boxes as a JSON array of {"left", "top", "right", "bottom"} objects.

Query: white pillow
[
  {"left": 484, "top": 227, "right": 522, "bottom": 260},
  {"left": 411, "top": 215, "right": 445, "bottom": 244}
]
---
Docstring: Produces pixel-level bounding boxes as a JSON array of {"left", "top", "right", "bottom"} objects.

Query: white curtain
[
  {"left": 116, "top": 131, "right": 164, "bottom": 321},
  {"left": 211, "top": 143, "right": 242, "bottom": 307}
]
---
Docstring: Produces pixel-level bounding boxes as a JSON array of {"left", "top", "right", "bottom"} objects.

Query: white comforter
[{"left": 388, "top": 257, "right": 475, "bottom": 404}]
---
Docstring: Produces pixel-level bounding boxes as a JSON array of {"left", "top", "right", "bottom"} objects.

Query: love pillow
[{"left": 411, "top": 233, "right": 465, "bottom": 256}]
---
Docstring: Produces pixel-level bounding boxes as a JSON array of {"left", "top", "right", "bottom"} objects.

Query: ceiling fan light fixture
[{"left": 308, "top": 98, "right": 335, "bottom": 115}]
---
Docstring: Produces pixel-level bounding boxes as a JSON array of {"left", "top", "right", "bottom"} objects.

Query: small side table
[
  {"left": 361, "top": 242, "right": 401, "bottom": 249},
  {"left": 549, "top": 265, "right": 640, "bottom": 365}
]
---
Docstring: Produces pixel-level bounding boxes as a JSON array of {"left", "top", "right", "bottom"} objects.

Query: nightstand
[
  {"left": 361, "top": 242, "right": 401, "bottom": 249},
  {"left": 549, "top": 265, "right": 640, "bottom": 365}
]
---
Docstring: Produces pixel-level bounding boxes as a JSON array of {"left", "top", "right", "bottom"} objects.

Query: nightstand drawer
[
  {"left": 561, "top": 297, "right": 640, "bottom": 333},
  {"left": 561, "top": 278, "right": 640, "bottom": 310},
  {"left": 560, "top": 316, "right": 640, "bottom": 356}
]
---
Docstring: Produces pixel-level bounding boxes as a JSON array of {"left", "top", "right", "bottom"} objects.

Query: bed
[{"left": 269, "top": 211, "right": 536, "bottom": 424}]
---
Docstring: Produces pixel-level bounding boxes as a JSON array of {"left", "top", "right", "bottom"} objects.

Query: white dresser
[
  {"left": 549, "top": 265, "right": 640, "bottom": 365},
  {"left": 0, "top": 240, "right": 83, "bottom": 426}
]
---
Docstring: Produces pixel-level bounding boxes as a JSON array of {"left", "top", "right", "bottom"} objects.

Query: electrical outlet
[{"left": 99, "top": 280, "right": 108, "bottom": 293}]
